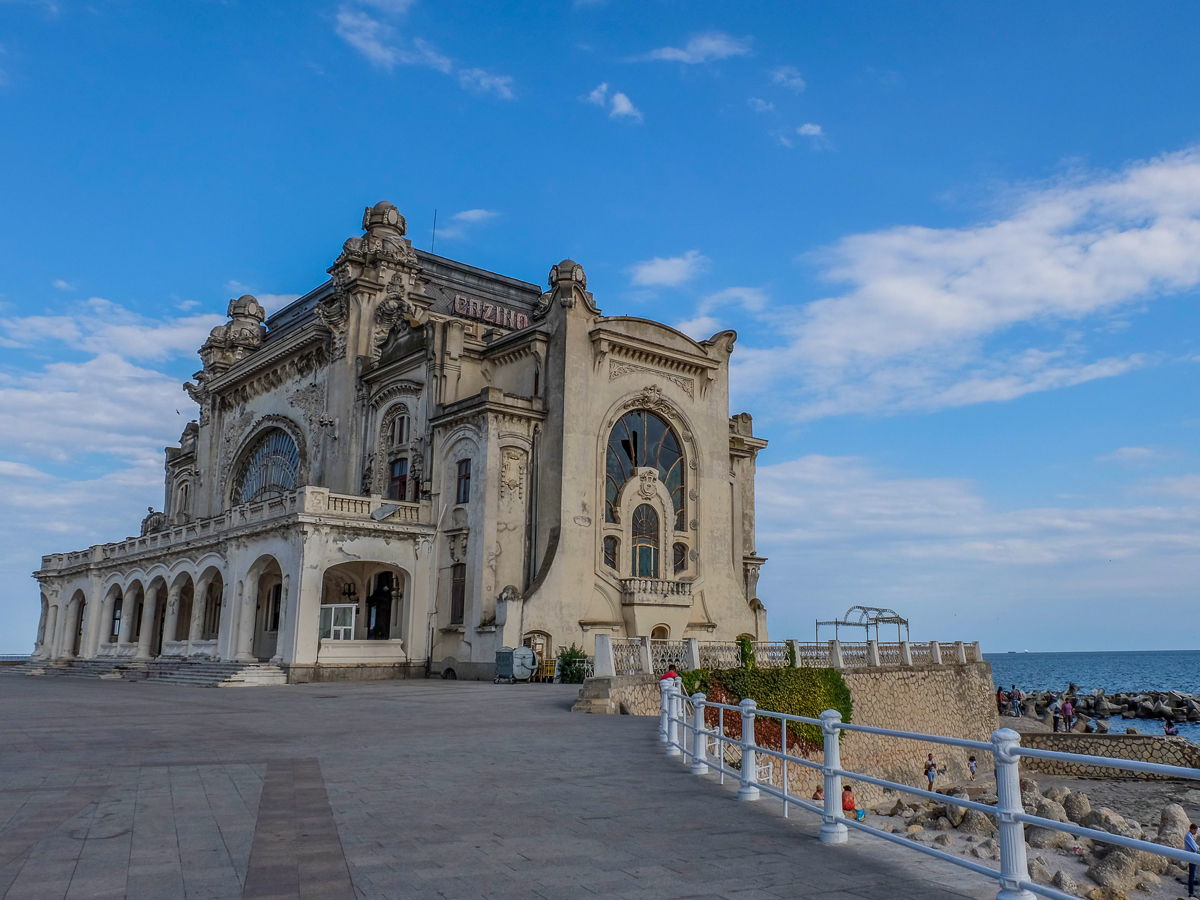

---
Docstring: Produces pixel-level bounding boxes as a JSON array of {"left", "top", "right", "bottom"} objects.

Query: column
[
  {"left": 593, "top": 634, "right": 615, "bottom": 677},
  {"left": 161, "top": 583, "right": 183, "bottom": 655},
  {"left": 234, "top": 572, "right": 260, "bottom": 661},
  {"left": 33, "top": 603, "right": 48, "bottom": 659},
  {"left": 135, "top": 589, "right": 159, "bottom": 660},
  {"left": 187, "top": 576, "right": 212, "bottom": 654},
  {"left": 95, "top": 593, "right": 115, "bottom": 655},
  {"left": 60, "top": 601, "right": 77, "bottom": 660},
  {"left": 43, "top": 605, "right": 59, "bottom": 660},
  {"left": 118, "top": 590, "right": 138, "bottom": 646}
]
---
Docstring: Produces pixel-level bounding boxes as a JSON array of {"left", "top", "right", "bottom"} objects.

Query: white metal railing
[{"left": 656, "top": 678, "right": 1200, "bottom": 900}]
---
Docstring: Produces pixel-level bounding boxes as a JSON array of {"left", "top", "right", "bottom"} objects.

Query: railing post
[
  {"left": 786, "top": 639, "right": 801, "bottom": 667},
  {"left": 593, "top": 633, "right": 615, "bottom": 677},
  {"left": 829, "top": 639, "right": 844, "bottom": 670},
  {"left": 737, "top": 699, "right": 760, "bottom": 801},
  {"left": 955, "top": 640, "right": 967, "bottom": 664},
  {"left": 683, "top": 637, "right": 701, "bottom": 671},
  {"left": 658, "top": 677, "right": 670, "bottom": 743},
  {"left": 665, "top": 678, "right": 681, "bottom": 757},
  {"left": 639, "top": 636, "right": 653, "bottom": 674},
  {"left": 867, "top": 639, "right": 881, "bottom": 667},
  {"left": 971, "top": 641, "right": 981, "bottom": 662},
  {"left": 819, "top": 709, "right": 848, "bottom": 844},
  {"left": 930, "top": 641, "right": 942, "bottom": 665},
  {"left": 899, "top": 640, "right": 912, "bottom": 666},
  {"left": 689, "top": 692, "right": 708, "bottom": 775},
  {"left": 992, "top": 728, "right": 1036, "bottom": 900}
]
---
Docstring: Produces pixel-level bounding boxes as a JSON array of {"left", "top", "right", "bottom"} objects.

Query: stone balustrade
[
  {"left": 619, "top": 578, "right": 693, "bottom": 607},
  {"left": 38, "top": 488, "right": 428, "bottom": 573}
]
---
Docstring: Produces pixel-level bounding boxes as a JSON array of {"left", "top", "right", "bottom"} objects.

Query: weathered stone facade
[
  {"left": 1017, "top": 733, "right": 1200, "bottom": 779},
  {"left": 29, "top": 201, "right": 769, "bottom": 682}
]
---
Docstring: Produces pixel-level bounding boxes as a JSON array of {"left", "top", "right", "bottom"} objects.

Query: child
[
  {"left": 842, "top": 784, "right": 866, "bottom": 821},
  {"left": 968, "top": 756, "right": 977, "bottom": 780},
  {"left": 812, "top": 786, "right": 824, "bottom": 802}
]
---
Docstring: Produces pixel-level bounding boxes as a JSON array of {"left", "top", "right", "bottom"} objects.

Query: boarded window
[
  {"left": 450, "top": 563, "right": 466, "bottom": 624},
  {"left": 456, "top": 459, "right": 471, "bottom": 504},
  {"left": 603, "top": 536, "right": 618, "bottom": 569}
]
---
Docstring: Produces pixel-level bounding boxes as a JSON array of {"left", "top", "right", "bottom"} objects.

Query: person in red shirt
[
  {"left": 842, "top": 785, "right": 865, "bottom": 820},
  {"left": 660, "top": 666, "right": 678, "bottom": 681}
]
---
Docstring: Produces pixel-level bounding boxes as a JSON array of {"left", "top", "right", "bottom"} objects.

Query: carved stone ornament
[
  {"left": 637, "top": 469, "right": 658, "bottom": 500},
  {"left": 534, "top": 258, "right": 598, "bottom": 320},
  {"left": 140, "top": 507, "right": 167, "bottom": 536},
  {"left": 288, "top": 382, "right": 327, "bottom": 433},
  {"left": 372, "top": 272, "right": 423, "bottom": 361},
  {"left": 623, "top": 384, "right": 676, "bottom": 419},
  {"left": 688, "top": 488, "right": 699, "bottom": 502},
  {"left": 197, "top": 295, "right": 267, "bottom": 376},
  {"left": 317, "top": 290, "right": 349, "bottom": 360},
  {"left": 608, "top": 360, "right": 695, "bottom": 399},
  {"left": 500, "top": 448, "right": 526, "bottom": 501}
]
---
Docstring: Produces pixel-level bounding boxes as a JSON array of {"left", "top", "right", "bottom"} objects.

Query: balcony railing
[
  {"left": 39, "top": 487, "right": 428, "bottom": 572},
  {"left": 619, "top": 578, "right": 693, "bottom": 606}
]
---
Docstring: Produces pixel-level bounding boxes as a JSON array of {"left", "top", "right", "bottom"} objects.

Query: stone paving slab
[{"left": 0, "top": 674, "right": 1002, "bottom": 899}]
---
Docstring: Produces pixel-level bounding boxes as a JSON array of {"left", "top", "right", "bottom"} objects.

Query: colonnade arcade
[{"left": 33, "top": 553, "right": 413, "bottom": 666}]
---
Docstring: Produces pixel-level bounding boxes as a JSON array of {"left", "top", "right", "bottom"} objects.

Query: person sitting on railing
[
  {"left": 841, "top": 785, "right": 865, "bottom": 821},
  {"left": 659, "top": 665, "right": 678, "bottom": 681}
]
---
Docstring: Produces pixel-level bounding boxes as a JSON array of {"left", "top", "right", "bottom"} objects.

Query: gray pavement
[{"left": 0, "top": 674, "right": 1000, "bottom": 900}]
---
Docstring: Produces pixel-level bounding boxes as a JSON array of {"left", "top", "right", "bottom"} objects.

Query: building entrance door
[{"left": 366, "top": 573, "right": 393, "bottom": 641}]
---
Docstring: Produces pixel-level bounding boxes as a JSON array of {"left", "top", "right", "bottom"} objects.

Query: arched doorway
[
  {"left": 70, "top": 591, "right": 87, "bottom": 657},
  {"left": 250, "top": 558, "right": 283, "bottom": 662},
  {"left": 320, "top": 562, "right": 408, "bottom": 644}
]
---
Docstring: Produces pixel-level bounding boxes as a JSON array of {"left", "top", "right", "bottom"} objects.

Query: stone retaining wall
[
  {"left": 574, "top": 662, "right": 999, "bottom": 806},
  {"left": 1017, "top": 733, "right": 1200, "bottom": 779}
]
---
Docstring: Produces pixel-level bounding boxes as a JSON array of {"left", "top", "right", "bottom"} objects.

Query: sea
[{"left": 985, "top": 650, "right": 1200, "bottom": 742}]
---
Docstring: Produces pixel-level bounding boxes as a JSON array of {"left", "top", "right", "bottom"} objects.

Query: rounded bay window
[
  {"left": 232, "top": 428, "right": 301, "bottom": 505},
  {"left": 605, "top": 410, "right": 684, "bottom": 528}
]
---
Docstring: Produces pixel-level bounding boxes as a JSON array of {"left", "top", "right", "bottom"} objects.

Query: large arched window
[
  {"left": 233, "top": 428, "right": 301, "bottom": 504},
  {"left": 605, "top": 410, "right": 684, "bottom": 528},
  {"left": 631, "top": 504, "right": 659, "bottom": 577}
]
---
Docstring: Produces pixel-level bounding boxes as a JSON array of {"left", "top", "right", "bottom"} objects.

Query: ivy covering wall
[{"left": 680, "top": 667, "right": 852, "bottom": 753}]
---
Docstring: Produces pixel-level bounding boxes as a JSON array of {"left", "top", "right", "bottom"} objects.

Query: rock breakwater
[{"left": 1004, "top": 684, "right": 1200, "bottom": 734}]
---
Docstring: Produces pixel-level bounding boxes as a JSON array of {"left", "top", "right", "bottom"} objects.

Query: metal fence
[
  {"left": 656, "top": 678, "right": 1200, "bottom": 900},
  {"left": 611, "top": 639, "right": 643, "bottom": 675},
  {"left": 650, "top": 640, "right": 688, "bottom": 674}
]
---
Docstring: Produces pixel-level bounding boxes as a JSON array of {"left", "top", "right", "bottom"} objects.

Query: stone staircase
[{"left": 12, "top": 657, "right": 287, "bottom": 687}]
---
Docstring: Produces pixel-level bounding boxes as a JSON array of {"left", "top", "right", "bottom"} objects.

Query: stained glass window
[
  {"left": 233, "top": 429, "right": 300, "bottom": 505},
  {"left": 631, "top": 504, "right": 659, "bottom": 578},
  {"left": 605, "top": 410, "right": 684, "bottom": 528}
]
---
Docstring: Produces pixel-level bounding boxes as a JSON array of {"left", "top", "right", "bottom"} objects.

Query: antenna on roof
[{"left": 431, "top": 209, "right": 437, "bottom": 254}]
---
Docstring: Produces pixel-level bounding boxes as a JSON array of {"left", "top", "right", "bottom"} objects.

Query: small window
[
  {"left": 111, "top": 596, "right": 122, "bottom": 640},
  {"left": 631, "top": 504, "right": 659, "bottom": 578},
  {"left": 450, "top": 563, "right": 466, "bottom": 624},
  {"left": 533, "top": 369, "right": 540, "bottom": 396},
  {"left": 673, "top": 542, "right": 687, "bottom": 574},
  {"left": 265, "top": 584, "right": 282, "bottom": 632},
  {"left": 456, "top": 459, "right": 471, "bottom": 504},
  {"left": 603, "top": 536, "right": 618, "bottom": 569},
  {"left": 389, "top": 415, "right": 409, "bottom": 446},
  {"left": 388, "top": 458, "right": 409, "bottom": 502},
  {"left": 319, "top": 604, "right": 356, "bottom": 640},
  {"left": 651, "top": 625, "right": 670, "bottom": 640}
]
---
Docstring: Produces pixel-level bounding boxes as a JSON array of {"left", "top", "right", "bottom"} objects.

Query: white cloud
[
  {"left": 639, "top": 32, "right": 752, "bottom": 65},
  {"left": 756, "top": 454, "right": 1200, "bottom": 649},
  {"left": 358, "top": 0, "right": 416, "bottom": 12},
  {"left": 726, "top": 147, "right": 1200, "bottom": 419},
  {"left": 771, "top": 65, "right": 806, "bottom": 91},
  {"left": 1098, "top": 446, "right": 1157, "bottom": 463},
  {"left": 335, "top": 8, "right": 400, "bottom": 69},
  {"left": 628, "top": 250, "right": 709, "bottom": 287},
  {"left": 457, "top": 68, "right": 513, "bottom": 99},
  {"left": 798, "top": 123, "right": 822, "bottom": 136},
  {"left": 453, "top": 209, "right": 498, "bottom": 224},
  {"left": 586, "top": 83, "right": 608, "bottom": 106},
  {"left": 675, "top": 286, "right": 768, "bottom": 339},
  {"left": 609, "top": 92, "right": 642, "bottom": 123},
  {"left": 52, "top": 279, "right": 73, "bottom": 291},
  {"left": 434, "top": 208, "right": 501, "bottom": 242},
  {"left": 748, "top": 97, "right": 773, "bottom": 113}
]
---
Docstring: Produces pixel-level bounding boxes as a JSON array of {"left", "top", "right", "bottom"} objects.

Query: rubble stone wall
[{"left": 1018, "top": 733, "right": 1200, "bottom": 779}]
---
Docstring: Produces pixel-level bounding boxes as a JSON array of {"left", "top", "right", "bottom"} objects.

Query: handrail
[{"left": 656, "top": 678, "right": 1200, "bottom": 900}]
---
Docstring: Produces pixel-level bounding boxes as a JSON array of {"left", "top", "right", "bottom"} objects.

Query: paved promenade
[{"left": 0, "top": 674, "right": 998, "bottom": 900}]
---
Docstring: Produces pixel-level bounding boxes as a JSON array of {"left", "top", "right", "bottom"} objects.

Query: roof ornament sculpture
[{"left": 534, "top": 258, "right": 599, "bottom": 320}]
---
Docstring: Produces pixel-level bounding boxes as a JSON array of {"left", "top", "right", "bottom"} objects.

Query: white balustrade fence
[{"left": 657, "top": 679, "right": 1200, "bottom": 900}]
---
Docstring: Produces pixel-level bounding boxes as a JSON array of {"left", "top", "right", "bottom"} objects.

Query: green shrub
[
  {"left": 556, "top": 644, "right": 589, "bottom": 684},
  {"left": 786, "top": 642, "right": 797, "bottom": 668},
  {"left": 737, "top": 635, "right": 756, "bottom": 669},
  {"left": 684, "top": 666, "right": 852, "bottom": 751}
]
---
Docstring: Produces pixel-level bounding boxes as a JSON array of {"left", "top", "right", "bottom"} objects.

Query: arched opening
[
  {"left": 602, "top": 536, "right": 619, "bottom": 570},
  {"left": 170, "top": 574, "right": 195, "bottom": 643},
  {"left": 631, "top": 504, "right": 659, "bottom": 578},
  {"left": 320, "top": 562, "right": 408, "bottom": 647},
  {"left": 232, "top": 428, "right": 301, "bottom": 505},
  {"left": 523, "top": 630, "right": 553, "bottom": 681},
  {"left": 145, "top": 579, "right": 169, "bottom": 658},
  {"left": 673, "top": 542, "right": 688, "bottom": 575},
  {"left": 123, "top": 581, "right": 145, "bottom": 645},
  {"left": 250, "top": 558, "right": 283, "bottom": 661},
  {"left": 71, "top": 591, "right": 87, "bottom": 657},
  {"left": 605, "top": 409, "right": 684, "bottom": 528},
  {"left": 107, "top": 586, "right": 123, "bottom": 644},
  {"left": 650, "top": 624, "right": 670, "bottom": 640},
  {"left": 200, "top": 573, "right": 223, "bottom": 642}
]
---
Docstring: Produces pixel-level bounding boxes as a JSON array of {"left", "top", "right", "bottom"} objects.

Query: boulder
[
  {"left": 932, "top": 833, "right": 954, "bottom": 848},
  {"left": 1085, "top": 889, "right": 1128, "bottom": 900},
  {"left": 905, "top": 824, "right": 924, "bottom": 835},
  {"left": 1134, "top": 872, "right": 1160, "bottom": 889},
  {"left": 1036, "top": 798, "right": 1069, "bottom": 823},
  {"left": 933, "top": 816, "right": 953, "bottom": 831},
  {"left": 970, "top": 837, "right": 1000, "bottom": 860},
  {"left": 1027, "top": 826, "right": 1074, "bottom": 849},
  {"left": 1029, "top": 860, "right": 1054, "bottom": 885},
  {"left": 1095, "top": 719, "right": 1110, "bottom": 734},
  {"left": 1183, "top": 789, "right": 1200, "bottom": 805},
  {"left": 1064, "top": 791, "right": 1093, "bottom": 823},
  {"left": 958, "top": 809, "right": 997, "bottom": 836},
  {"left": 1125, "top": 727, "right": 1138, "bottom": 733},
  {"left": 1051, "top": 870, "right": 1077, "bottom": 894},
  {"left": 1086, "top": 849, "right": 1140, "bottom": 893},
  {"left": 1019, "top": 775, "right": 1041, "bottom": 795},
  {"left": 1045, "top": 786, "right": 1071, "bottom": 804},
  {"left": 1157, "top": 803, "right": 1190, "bottom": 846},
  {"left": 945, "top": 790, "right": 970, "bottom": 827},
  {"left": 871, "top": 795, "right": 906, "bottom": 817}
]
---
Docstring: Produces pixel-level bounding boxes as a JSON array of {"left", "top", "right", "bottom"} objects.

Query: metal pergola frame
[{"left": 815, "top": 605, "right": 909, "bottom": 643}]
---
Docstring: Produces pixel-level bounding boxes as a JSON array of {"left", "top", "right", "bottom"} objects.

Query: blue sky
[{"left": 1, "top": 0, "right": 1199, "bottom": 653}]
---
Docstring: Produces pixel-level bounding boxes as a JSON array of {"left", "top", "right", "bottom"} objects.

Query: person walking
[
  {"left": 1185, "top": 822, "right": 1199, "bottom": 897},
  {"left": 996, "top": 685, "right": 1007, "bottom": 716},
  {"left": 1051, "top": 698, "right": 1062, "bottom": 732},
  {"left": 967, "top": 756, "right": 977, "bottom": 781},
  {"left": 1062, "top": 697, "right": 1074, "bottom": 732},
  {"left": 1009, "top": 685, "right": 1022, "bottom": 717},
  {"left": 924, "top": 753, "right": 937, "bottom": 791}
]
